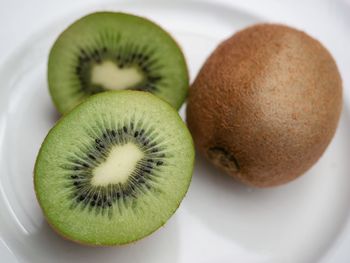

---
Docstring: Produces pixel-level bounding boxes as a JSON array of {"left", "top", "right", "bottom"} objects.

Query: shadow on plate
[
  {"left": 43, "top": 102, "right": 61, "bottom": 126},
  {"left": 21, "top": 216, "right": 180, "bottom": 263},
  {"left": 182, "top": 106, "right": 350, "bottom": 260}
]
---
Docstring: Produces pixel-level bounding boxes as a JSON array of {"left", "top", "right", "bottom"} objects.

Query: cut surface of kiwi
[
  {"left": 34, "top": 91, "right": 194, "bottom": 245},
  {"left": 48, "top": 12, "right": 189, "bottom": 114}
]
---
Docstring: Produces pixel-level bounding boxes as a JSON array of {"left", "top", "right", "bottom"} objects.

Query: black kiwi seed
[
  {"left": 138, "top": 179, "right": 145, "bottom": 184},
  {"left": 148, "top": 76, "right": 162, "bottom": 82},
  {"left": 143, "top": 169, "right": 151, "bottom": 174},
  {"left": 123, "top": 189, "right": 129, "bottom": 197}
]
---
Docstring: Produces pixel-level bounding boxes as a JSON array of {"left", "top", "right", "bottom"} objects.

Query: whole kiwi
[{"left": 186, "top": 24, "right": 342, "bottom": 187}]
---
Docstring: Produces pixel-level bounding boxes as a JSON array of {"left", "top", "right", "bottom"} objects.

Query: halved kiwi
[
  {"left": 48, "top": 12, "right": 189, "bottom": 114},
  {"left": 34, "top": 90, "right": 194, "bottom": 245}
]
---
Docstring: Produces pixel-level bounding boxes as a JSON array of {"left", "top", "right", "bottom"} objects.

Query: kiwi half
[
  {"left": 187, "top": 24, "right": 342, "bottom": 187},
  {"left": 34, "top": 91, "right": 194, "bottom": 245},
  {"left": 48, "top": 12, "right": 189, "bottom": 114}
]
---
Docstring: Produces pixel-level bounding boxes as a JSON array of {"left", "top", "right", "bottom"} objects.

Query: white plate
[{"left": 0, "top": 1, "right": 350, "bottom": 262}]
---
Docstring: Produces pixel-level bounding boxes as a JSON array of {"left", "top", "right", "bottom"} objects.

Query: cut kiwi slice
[
  {"left": 48, "top": 12, "right": 189, "bottom": 114},
  {"left": 34, "top": 91, "right": 194, "bottom": 245}
]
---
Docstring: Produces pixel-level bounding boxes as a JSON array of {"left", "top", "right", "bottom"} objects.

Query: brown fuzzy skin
[{"left": 186, "top": 24, "right": 342, "bottom": 187}]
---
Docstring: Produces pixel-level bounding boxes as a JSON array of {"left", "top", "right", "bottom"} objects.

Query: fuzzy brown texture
[{"left": 186, "top": 24, "right": 342, "bottom": 187}]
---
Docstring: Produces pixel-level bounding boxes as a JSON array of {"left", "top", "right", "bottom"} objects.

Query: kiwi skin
[{"left": 186, "top": 24, "right": 342, "bottom": 187}]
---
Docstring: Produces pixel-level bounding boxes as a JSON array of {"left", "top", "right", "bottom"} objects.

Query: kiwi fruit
[
  {"left": 48, "top": 12, "right": 189, "bottom": 114},
  {"left": 186, "top": 24, "right": 342, "bottom": 187},
  {"left": 34, "top": 90, "right": 194, "bottom": 245}
]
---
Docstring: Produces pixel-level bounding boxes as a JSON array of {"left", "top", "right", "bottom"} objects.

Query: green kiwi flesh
[
  {"left": 34, "top": 91, "right": 194, "bottom": 245},
  {"left": 48, "top": 12, "right": 189, "bottom": 114},
  {"left": 186, "top": 24, "right": 342, "bottom": 187}
]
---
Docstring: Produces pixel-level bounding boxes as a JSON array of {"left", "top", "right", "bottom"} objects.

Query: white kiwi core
[
  {"left": 91, "top": 142, "right": 144, "bottom": 186},
  {"left": 91, "top": 60, "right": 144, "bottom": 90}
]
